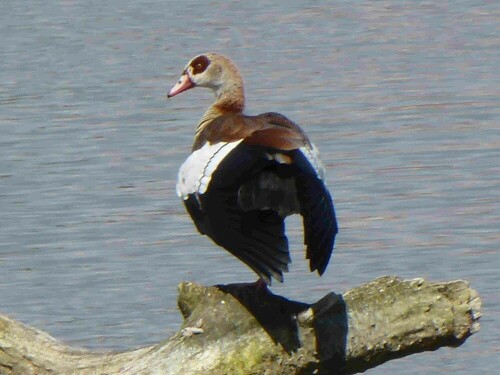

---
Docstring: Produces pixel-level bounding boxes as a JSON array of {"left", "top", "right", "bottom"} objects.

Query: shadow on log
[{"left": 0, "top": 276, "right": 481, "bottom": 375}]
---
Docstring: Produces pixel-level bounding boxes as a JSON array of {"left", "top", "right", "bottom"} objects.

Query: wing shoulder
[{"left": 242, "top": 112, "right": 313, "bottom": 151}]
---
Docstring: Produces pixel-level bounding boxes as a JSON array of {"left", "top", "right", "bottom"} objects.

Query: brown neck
[
  {"left": 213, "top": 98, "right": 245, "bottom": 113},
  {"left": 213, "top": 77, "right": 245, "bottom": 113},
  {"left": 194, "top": 77, "right": 245, "bottom": 143}
]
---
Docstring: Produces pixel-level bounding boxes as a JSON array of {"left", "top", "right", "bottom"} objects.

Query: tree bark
[{"left": 0, "top": 276, "right": 481, "bottom": 375}]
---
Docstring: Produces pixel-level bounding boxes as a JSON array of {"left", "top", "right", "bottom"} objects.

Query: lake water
[{"left": 1, "top": 1, "right": 498, "bottom": 373}]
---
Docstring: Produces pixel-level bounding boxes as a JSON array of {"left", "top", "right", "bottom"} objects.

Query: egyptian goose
[{"left": 168, "top": 53, "right": 338, "bottom": 285}]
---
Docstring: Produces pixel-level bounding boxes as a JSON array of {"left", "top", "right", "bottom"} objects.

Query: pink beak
[{"left": 167, "top": 74, "right": 194, "bottom": 98}]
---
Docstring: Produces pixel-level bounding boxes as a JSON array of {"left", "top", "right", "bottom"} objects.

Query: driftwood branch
[{"left": 0, "top": 276, "right": 481, "bottom": 374}]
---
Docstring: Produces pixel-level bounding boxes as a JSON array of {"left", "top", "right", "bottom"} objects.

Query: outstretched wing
[{"left": 182, "top": 144, "right": 291, "bottom": 285}]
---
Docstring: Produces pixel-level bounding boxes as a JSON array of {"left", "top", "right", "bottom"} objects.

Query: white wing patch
[
  {"left": 176, "top": 140, "right": 243, "bottom": 199},
  {"left": 300, "top": 144, "right": 325, "bottom": 180}
]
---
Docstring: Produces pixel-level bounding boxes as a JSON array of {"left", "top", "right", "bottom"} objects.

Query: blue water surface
[{"left": 1, "top": 1, "right": 498, "bottom": 373}]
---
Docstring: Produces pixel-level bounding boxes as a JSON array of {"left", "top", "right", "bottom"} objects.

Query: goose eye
[{"left": 190, "top": 55, "right": 210, "bottom": 75}]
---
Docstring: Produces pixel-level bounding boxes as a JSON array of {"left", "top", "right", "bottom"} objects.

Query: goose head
[{"left": 167, "top": 53, "right": 245, "bottom": 110}]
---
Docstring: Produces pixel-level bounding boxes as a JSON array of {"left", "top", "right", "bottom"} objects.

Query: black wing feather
[{"left": 292, "top": 150, "right": 338, "bottom": 275}]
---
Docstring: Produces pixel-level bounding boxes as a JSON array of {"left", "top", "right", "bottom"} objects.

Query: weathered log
[{"left": 0, "top": 276, "right": 481, "bottom": 375}]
